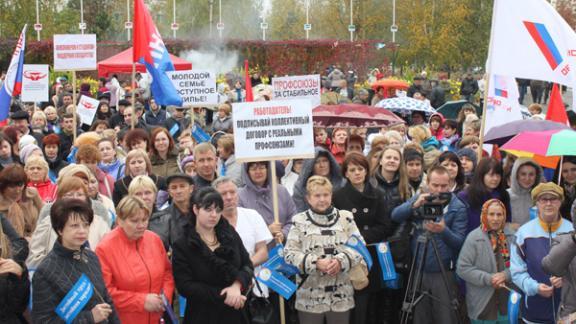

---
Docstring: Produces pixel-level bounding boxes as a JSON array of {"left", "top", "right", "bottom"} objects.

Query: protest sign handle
[
  {"left": 269, "top": 161, "right": 286, "bottom": 324},
  {"left": 478, "top": 73, "right": 490, "bottom": 159},
  {"left": 72, "top": 71, "right": 77, "bottom": 142},
  {"left": 131, "top": 63, "right": 136, "bottom": 130}
]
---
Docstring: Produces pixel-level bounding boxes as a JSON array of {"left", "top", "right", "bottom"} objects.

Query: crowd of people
[{"left": 0, "top": 67, "right": 576, "bottom": 324}]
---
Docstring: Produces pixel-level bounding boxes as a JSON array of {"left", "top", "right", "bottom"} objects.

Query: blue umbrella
[{"left": 375, "top": 97, "right": 436, "bottom": 116}]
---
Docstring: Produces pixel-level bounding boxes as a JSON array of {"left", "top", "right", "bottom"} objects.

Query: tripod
[{"left": 400, "top": 226, "right": 462, "bottom": 324}]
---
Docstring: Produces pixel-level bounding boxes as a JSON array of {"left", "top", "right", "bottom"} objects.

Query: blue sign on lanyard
[
  {"left": 191, "top": 124, "right": 211, "bottom": 143},
  {"left": 376, "top": 242, "right": 397, "bottom": 282},
  {"left": 345, "top": 235, "right": 373, "bottom": 270},
  {"left": 262, "top": 244, "right": 299, "bottom": 277},
  {"left": 508, "top": 290, "right": 521, "bottom": 324},
  {"left": 169, "top": 122, "right": 180, "bottom": 137},
  {"left": 256, "top": 267, "right": 297, "bottom": 300},
  {"left": 161, "top": 293, "right": 178, "bottom": 324},
  {"left": 55, "top": 274, "right": 94, "bottom": 324}
]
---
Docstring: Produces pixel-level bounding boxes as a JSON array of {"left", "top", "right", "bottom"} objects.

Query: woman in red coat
[
  {"left": 96, "top": 195, "right": 175, "bottom": 324},
  {"left": 24, "top": 156, "right": 57, "bottom": 203}
]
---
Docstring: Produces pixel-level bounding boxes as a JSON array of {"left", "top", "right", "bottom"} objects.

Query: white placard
[
  {"left": 21, "top": 64, "right": 49, "bottom": 102},
  {"left": 76, "top": 95, "right": 100, "bottom": 125},
  {"left": 53, "top": 34, "right": 97, "bottom": 71},
  {"left": 272, "top": 74, "right": 321, "bottom": 107},
  {"left": 167, "top": 70, "right": 217, "bottom": 106},
  {"left": 232, "top": 99, "right": 315, "bottom": 162}
]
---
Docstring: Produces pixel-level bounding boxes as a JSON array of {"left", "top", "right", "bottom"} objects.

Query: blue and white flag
[
  {"left": 508, "top": 290, "right": 521, "bottom": 324},
  {"left": 345, "top": 235, "right": 373, "bottom": 270},
  {"left": 256, "top": 267, "right": 297, "bottom": 300},
  {"left": 376, "top": 242, "right": 397, "bottom": 282},
  {"left": 262, "top": 244, "right": 299, "bottom": 277},
  {"left": 55, "top": 274, "right": 94, "bottom": 324},
  {"left": 192, "top": 123, "right": 211, "bottom": 144}
]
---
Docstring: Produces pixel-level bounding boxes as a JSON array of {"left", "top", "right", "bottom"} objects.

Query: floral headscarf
[{"left": 480, "top": 199, "right": 510, "bottom": 267}]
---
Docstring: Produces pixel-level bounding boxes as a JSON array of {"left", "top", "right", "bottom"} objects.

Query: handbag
[{"left": 244, "top": 276, "right": 276, "bottom": 324}]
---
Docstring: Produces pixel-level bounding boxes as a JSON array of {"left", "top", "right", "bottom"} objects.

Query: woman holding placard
[{"left": 32, "top": 199, "right": 120, "bottom": 323}]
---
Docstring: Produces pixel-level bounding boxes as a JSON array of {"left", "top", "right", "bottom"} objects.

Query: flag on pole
[
  {"left": 484, "top": 74, "right": 523, "bottom": 133},
  {"left": 0, "top": 25, "right": 27, "bottom": 126},
  {"left": 488, "top": 0, "right": 576, "bottom": 107},
  {"left": 133, "top": 0, "right": 182, "bottom": 106},
  {"left": 546, "top": 83, "right": 569, "bottom": 125},
  {"left": 244, "top": 60, "right": 253, "bottom": 102}
]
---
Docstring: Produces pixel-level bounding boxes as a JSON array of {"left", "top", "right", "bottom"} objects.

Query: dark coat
[
  {"left": 0, "top": 214, "right": 29, "bottom": 324},
  {"left": 172, "top": 218, "right": 253, "bottom": 324},
  {"left": 333, "top": 181, "right": 394, "bottom": 291},
  {"left": 373, "top": 171, "right": 413, "bottom": 272},
  {"left": 112, "top": 174, "right": 166, "bottom": 206},
  {"left": 32, "top": 241, "right": 120, "bottom": 324}
]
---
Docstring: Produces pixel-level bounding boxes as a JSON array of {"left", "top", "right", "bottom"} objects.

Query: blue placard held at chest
[{"left": 55, "top": 273, "right": 94, "bottom": 324}]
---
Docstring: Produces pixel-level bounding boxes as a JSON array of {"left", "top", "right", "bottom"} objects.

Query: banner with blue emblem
[
  {"left": 256, "top": 267, "right": 297, "bottom": 300},
  {"left": 262, "top": 244, "right": 299, "bottom": 277},
  {"left": 376, "top": 242, "right": 397, "bottom": 282},
  {"left": 55, "top": 274, "right": 94, "bottom": 324},
  {"left": 508, "top": 289, "right": 521, "bottom": 324},
  {"left": 345, "top": 235, "right": 373, "bottom": 270}
]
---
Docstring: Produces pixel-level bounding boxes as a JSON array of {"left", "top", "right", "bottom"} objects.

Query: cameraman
[{"left": 391, "top": 165, "right": 468, "bottom": 324}]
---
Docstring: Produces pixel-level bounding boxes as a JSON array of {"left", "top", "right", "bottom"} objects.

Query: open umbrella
[
  {"left": 437, "top": 100, "right": 481, "bottom": 119},
  {"left": 484, "top": 120, "right": 570, "bottom": 146},
  {"left": 375, "top": 97, "right": 436, "bottom": 116},
  {"left": 313, "top": 103, "right": 404, "bottom": 128},
  {"left": 370, "top": 79, "right": 410, "bottom": 91},
  {"left": 500, "top": 129, "right": 576, "bottom": 168}
]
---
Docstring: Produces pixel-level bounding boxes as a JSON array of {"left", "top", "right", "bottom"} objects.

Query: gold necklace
[{"left": 200, "top": 233, "right": 218, "bottom": 246}]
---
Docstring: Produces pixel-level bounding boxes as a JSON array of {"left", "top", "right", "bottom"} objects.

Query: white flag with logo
[
  {"left": 76, "top": 95, "right": 100, "bottom": 126},
  {"left": 488, "top": 0, "right": 576, "bottom": 88},
  {"left": 484, "top": 74, "right": 523, "bottom": 133}
]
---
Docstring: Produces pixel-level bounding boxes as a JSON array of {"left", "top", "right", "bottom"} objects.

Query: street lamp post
[
  {"left": 209, "top": 0, "right": 214, "bottom": 38},
  {"left": 172, "top": 0, "right": 178, "bottom": 38},
  {"left": 79, "top": 0, "right": 85, "bottom": 34},
  {"left": 261, "top": 16, "right": 267, "bottom": 41},
  {"left": 218, "top": 0, "right": 223, "bottom": 39},
  {"left": 35, "top": 0, "right": 40, "bottom": 41},
  {"left": 349, "top": 0, "right": 354, "bottom": 42},
  {"left": 126, "top": 0, "right": 131, "bottom": 41},
  {"left": 391, "top": 0, "right": 397, "bottom": 43},
  {"left": 305, "top": 0, "right": 310, "bottom": 40}
]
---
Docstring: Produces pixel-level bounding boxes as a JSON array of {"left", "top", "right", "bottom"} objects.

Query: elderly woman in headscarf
[{"left": 457, "top": 199, "right": 515, "bottom": 324}]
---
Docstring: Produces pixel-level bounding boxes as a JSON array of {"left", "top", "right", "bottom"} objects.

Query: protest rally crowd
[{"left": 1, "top": 60, "right": 576, "bottom": 324}]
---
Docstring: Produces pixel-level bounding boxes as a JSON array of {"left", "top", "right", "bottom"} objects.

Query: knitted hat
[
  {"left": 531, "top": 182, "right": 564, "bottom": 203},
  {"left": 19, "top": 144, "right": 42, "bottom": 164},
  {"left": 180, "top": 154, "right": 194, "bottom": 170},
  {"left": 456, "top": 148, "right": 478, "bottom": 169},
  {"left": 18, "top": 134, "right": 38, "bottom": 150}
]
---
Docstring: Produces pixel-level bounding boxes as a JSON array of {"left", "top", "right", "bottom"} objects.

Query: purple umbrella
[{"left": 484, "top": 119, "right": 570, "bottom": 146}]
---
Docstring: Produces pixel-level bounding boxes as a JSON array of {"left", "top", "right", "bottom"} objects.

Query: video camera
[{"left": 416, "top": 192, "right": 452, "bottom": 220}]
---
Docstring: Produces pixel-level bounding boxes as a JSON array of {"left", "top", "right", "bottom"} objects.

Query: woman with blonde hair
[
  {"left": 25, "top": 156, "right": 57, "bottom": 203},
  {"left": 113, "top": 149, "right": 166, "bottom": 206},
  {"left": 285, "top": 175, "right": 366, "bottom": 324},
  {"left": 212, "top": 103, "right": 233, "bottom": 133},
  {"left": 96, "top": 196, "right": 174, "bottom": 324},
  {"left": 217, "top": 134, "right": 242, "bottom": 186}
]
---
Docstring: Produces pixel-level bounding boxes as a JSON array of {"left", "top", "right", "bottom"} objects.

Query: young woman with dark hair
[{"left": 458, "top": 157, "right": 512, "bottom": 234}]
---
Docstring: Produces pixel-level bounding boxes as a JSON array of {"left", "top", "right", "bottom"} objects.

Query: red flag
[
  {"left": 244, "top": 60, "right": 253, "bottom": 102},
  {"left": 546, "top": 83, "right": 569, "bottom": 125},
  {"left": 133, "top": 0, "right": 155, "bottom": 64}
]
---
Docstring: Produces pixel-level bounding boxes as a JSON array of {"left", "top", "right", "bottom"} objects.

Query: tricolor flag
[
  {"left": 484, "top": 74, "right": 523, "bottom": 134},
  {"left": 133, "top": 0, "right": 182, "bottom": 106},
  {"left": 487, "top": 0, "right": 576, "bottom": 108},
  {"left": 0, "top": 25, "right": 27, "bottom": 126}
]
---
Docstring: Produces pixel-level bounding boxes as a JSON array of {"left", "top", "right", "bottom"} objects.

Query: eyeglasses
[{"left": 538, "top": 196, "right": 560, "bottom": 204}]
